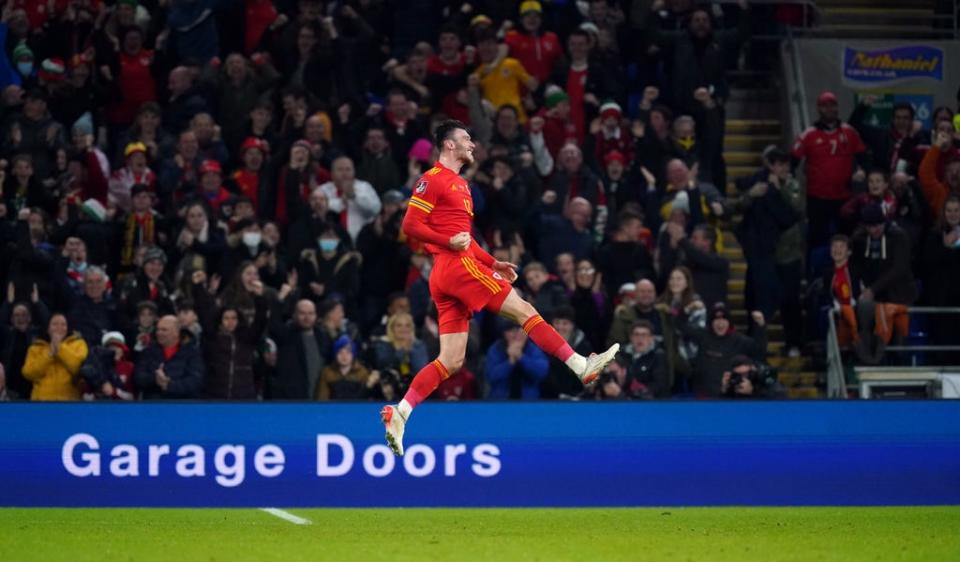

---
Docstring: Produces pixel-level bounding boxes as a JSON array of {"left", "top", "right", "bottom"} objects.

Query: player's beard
[{"left": 459, "top": 146, "right": 475, "bottom": 165}]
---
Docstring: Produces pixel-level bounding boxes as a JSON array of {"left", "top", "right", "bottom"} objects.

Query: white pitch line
[{"left": 260, "top": 507, "right": 312, "bottom": 525}]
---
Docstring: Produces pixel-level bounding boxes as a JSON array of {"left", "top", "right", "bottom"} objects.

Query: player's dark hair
[
  {"left": 435, "top": 119, "right": 467, "bottom": 150},
  {"left": 892, "top": 102, "right": 915, "bottom": 118},
  {"left": 867, "top": 167, "right": 889, "bottom": 181},
  {"left": 630, "top": 319, "right": 655, "bottom": 334}
]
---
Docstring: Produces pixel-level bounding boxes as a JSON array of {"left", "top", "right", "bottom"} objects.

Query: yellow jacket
[{"left": 22, "top": 335, "right": 89, "bottom": 401}]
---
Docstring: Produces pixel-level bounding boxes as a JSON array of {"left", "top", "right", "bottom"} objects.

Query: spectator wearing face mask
[
  {"left": 296, "top": 225, "right": 361, "bottom": 316},
  {"left": 220, "top": 218, "right": 271, "bottom": 281}
]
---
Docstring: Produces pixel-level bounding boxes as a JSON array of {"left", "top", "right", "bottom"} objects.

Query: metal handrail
[
  {"left": 783, "top": 27, "right": 810, "bottom": 143},
  {"left": 826, "top": 309, "right": 846, "bottom": 398},
  {"left": 826, "top": 305, "right": 960, "bottom": 397}
]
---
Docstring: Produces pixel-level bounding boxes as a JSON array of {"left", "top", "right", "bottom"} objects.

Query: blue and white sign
[
  {"left": 843, "top": 45, "right": 944, "bottom": 84},
  {"left": 895, "top": 93, "right": 935, "bottom": 130},
  {"left": 0, "top": 402, "right": 958, "bottom": 507}
]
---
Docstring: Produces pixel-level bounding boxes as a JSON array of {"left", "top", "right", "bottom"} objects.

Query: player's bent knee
[
  {"left": 514, "top": 299, "right": 538, "bottom": 324},
  {"left": 437, "top": 354, "right": 464, "bottom": 374}
]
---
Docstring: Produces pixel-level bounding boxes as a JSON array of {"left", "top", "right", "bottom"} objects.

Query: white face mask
[{"left": 242, "top": 232, "right": 262, "bottom": 247}]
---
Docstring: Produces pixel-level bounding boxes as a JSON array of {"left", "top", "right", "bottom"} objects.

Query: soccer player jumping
[{"left": 381, "top": 120, "right": 620, "bottom": 456}]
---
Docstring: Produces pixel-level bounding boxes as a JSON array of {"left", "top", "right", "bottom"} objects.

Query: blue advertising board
[
  {"left": 0, "top": 402, "right": 958, "bottom": 507},
  {"left": 843, "top": 45, "right": 944, "bottom": 84}
]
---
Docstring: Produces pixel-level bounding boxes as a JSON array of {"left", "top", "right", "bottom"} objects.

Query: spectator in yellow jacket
[{"left": 21, "top": 314, "right": 89, "bottom": 401}]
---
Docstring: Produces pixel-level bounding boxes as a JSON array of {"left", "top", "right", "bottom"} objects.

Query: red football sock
[
  {"left": 522, "top": 315, "right": 574, "bottom": 361},
  {"left": 402, "top": 360, "right": 449, "bottom": 409}
]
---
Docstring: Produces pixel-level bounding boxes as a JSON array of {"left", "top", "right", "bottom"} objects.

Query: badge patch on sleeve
[{"left": 415, "top": 181, "right": 428, "bottom": 194}]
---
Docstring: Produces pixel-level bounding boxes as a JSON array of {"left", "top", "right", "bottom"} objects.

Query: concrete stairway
[{"left": 721, "top": 89, "right": 821, "bottom": 398}]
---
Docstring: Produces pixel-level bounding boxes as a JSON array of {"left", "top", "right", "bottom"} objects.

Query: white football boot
[
  {"left": 381, "top": 405, "right": 407, "bottom": 456},
  {"left": 579, "top": 343, "right": 621, "bottom": 386}
]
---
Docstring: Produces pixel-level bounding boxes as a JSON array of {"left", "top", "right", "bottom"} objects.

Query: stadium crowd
[{"left": 0, "top": 0, "right": 956, "bottom": 404}]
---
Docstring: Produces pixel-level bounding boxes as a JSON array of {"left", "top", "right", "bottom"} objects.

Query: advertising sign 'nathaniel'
[{"left": 843, "top": 45, "right": 944, "bottom": 84}]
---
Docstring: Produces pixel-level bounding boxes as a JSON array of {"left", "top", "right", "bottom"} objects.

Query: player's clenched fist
[{"left": 448, "top": 232, "right": 471, "bottom": 251}]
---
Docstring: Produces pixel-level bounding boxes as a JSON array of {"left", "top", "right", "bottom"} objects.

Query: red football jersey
[
  {"left": 407, "top": 162, "right": 475, "bottom": 255},
  {"left": 792, "top": 123, "right": 865, "bottom": 200},
  {"left": 504, "top": 30, "right": 562, "bottom": 83}
]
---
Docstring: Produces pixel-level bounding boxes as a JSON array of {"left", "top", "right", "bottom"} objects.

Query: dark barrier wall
[{"left": 1, "top": 402, "right": 958, "bottom": 507}]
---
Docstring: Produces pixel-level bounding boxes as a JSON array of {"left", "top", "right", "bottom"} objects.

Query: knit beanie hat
[
  {"left": 81, "top": 199, "right": 107, "bottom": 222},
  {"left": 38, "top": 58, "right": 66, "bottom": 82},
  {"left": 600, "top": 101, "right": 622, "bottom": 120},
  {"left": 73, "top": 113, "right": 94, "bottom": 137},
  {"left": 332, "top": 335, "right": 355, "bottom": 359},
  {"left": 12, "top": 42, "right": 33, "bottom": 62},
  {"left": 710, "top": 302, "right": 729, "bottom": 322},
  {"left": 544, "top": 85, "right": 569, "bottom": 108}
]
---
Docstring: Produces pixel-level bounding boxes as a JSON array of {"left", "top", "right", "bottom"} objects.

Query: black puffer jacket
[
  {"left": 679, "top": 322, "right": 767, "bottom": 398},
  {"left": 194, "top": 283, "right": 267, "bottom": 400}
]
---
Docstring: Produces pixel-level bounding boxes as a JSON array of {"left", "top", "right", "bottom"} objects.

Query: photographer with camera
[
  {"left": 721, "top": 355, "right": 785, "bottom": 399},
  {"left": 679, "top": 302, "right": 768, "bottom": 398}
]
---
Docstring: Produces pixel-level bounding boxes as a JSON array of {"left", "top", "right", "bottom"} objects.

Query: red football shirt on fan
[
  {"left": 566, "top": 67, "right": 587, "bottom": 145},
  {"left": 504, "top": 30, "right": 561, "bottom": 83},
  {"left": 107, "top": 50, "right": 157, "bottom": 126},
  {"left": 792, "top": 123, "right": 865, "bottom": 200}
]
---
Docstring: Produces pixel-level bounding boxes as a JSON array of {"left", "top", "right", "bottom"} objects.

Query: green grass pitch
[{"left": 1, "top": 506, "right": 958, "bottom": 561}]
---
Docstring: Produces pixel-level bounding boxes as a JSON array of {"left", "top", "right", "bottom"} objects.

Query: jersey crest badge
[{"left": 416, "top": 181, "right": 428, "bottom": 194}]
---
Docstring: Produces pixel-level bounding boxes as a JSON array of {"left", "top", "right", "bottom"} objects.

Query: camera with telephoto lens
[{"left": 724, "top": 360, "right": 778, "bottom": 397}]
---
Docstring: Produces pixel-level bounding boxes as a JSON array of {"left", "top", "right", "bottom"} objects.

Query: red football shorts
[{"left": 429, "top": 253, "right": 512, "bottom": 334}]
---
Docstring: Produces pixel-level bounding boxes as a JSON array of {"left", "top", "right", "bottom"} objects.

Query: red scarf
[{"left": 162, "top": 344, "right": 179, "bottom": 361}]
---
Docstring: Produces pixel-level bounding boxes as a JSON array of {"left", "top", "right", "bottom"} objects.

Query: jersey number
[{"left": 829, "top": 139, "right": 838, "bottom": 155}]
